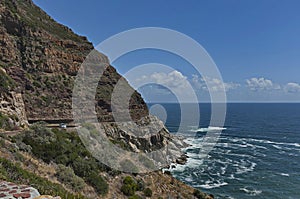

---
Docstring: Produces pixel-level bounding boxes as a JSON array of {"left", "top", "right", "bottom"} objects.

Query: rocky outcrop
[
  {"left": 0, "top": 0, "right": 186, "bottom": 165},
  {"left": 0, "top": 1, "right": 209, "bottom": 198},
  {"left": 0, "top": 66, "right": 27, "bottom": 128},
  {"left": 103, "top": 115, "right": 187, "bottom": 158},
  {"left": 77, "top": 115, "right": 188, "bottom": 173},
  {"left": 0, "top": 91, "right": 28, "bottom": 127},
  {"left": 0, "top": 0, "right": 148, "bottom": 122}
]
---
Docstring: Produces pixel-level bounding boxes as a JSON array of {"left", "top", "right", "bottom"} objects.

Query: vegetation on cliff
[
  {"left": 5, "top": 123, "right": 211, "bottom": 198},
  {"left": 14, "top": 123, "right": 109, "bottom": 195},
  {"left": 0, "top": 69, "right": 15, "bottom": 93},
  {"left": 0, "top": 157, "right": 87, "bottom": 199},
  {"left": 0, "top": 0, "right": 213, "bottom": 198}
]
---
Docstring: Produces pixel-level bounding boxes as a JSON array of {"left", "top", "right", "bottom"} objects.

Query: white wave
[
  {"left": 272, "top": 144, "right": 283, "bottom": 150},
  {"left": 218, "top": 142, "right": 229, "bottom": 147},
  {"left": 164, "top": 163, "right": 185, "bottom": 172},
  {"left": 184, "top": 177, "right": 194, "bottom": 182},
  {"left": 166, "top": 156, "right": 205, "bottom": 172},
  {"left": 221, "top": 166, "right": 226, "bottom": 175},
  {"left": 197, "top": 181, "right": 228, "bottom": 189},
  {"left": 235, "top": 161, "right": 256, "bottom": 175},
  {"left": 218, "top": 195, "right": 236, "bottom": 199},
  {"left": 185, "top": 157, "right": 204, "bottom": 168},
  {"left": 290, "top": 143, "right": 300, "bottom": 147},
  {"left": 228, "top": 174, "right": 235, "bottom": 179},
  {"left": 248, "top": 138, "right": 300, "bottom": 148},
  {"left": 225, "top": 197, "right": 235, "bottom": 199},
  {"left": 190, "top": 126, "right": 227, "bottom": 132},
  {"left": 239, "top": 187, "right": 262, "bottom": 196},
  {"left": 255, "top": 145, "right": 268, "bottom": 150},
  {"left": 279, "top": 173, "right": 290, "bottom": 177}
]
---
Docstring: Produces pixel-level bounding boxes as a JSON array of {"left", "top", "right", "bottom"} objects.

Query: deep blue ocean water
[{"left": 148, "top": 103, "right": 300, "bottom": 199}]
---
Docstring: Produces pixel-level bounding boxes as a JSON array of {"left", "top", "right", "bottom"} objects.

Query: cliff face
[
  {"left": 0, "top": 0, "right": 148, "bottom": 122},
  {"left": 0, "top": 67, "right": 27, "bottom": 127},
  {"left": 0, "top": 0, "right": 185, "bottom": 166},
  {"left": 0, "top": 1, "right": 213, "bottom": 199}
]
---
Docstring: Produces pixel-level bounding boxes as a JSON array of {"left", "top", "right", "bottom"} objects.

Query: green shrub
[
  {"left": 56, "top": 164, "right": 85, "bottom": 192},
  {"left": 86, "top": 171, "right": 108, "bottom": 195},
  {"left": 71, "top": 157, "right": 98, "bottom": 177},
  {"left": 121, "top": 184, "right": 136, "bottom": 196},
  {"left": 143, "top": 187, "right": 153, "bottom": 197},
  {"left": 19, "top": 126, "right": 109, "bottom": 195},
  {"left": 121, "top": 176, "right": 138, "bottom": 196},
  {"left": 123, "top": 176, "right": 135, "bottom": 185},
  {"left": 0, "top": 157, "right": 86, "bottom": 199},
  {"left": 0, "top": 113, "right": 19, "bottom": 131},
  {"left": 0, "top": 70, "right": 15, "bottom": 93},
  {"left": 0, "top": 113, "right": 11, "bottom": 130},
  {"left": 128, "top": 194, "right": 143, "bottom": 199}
]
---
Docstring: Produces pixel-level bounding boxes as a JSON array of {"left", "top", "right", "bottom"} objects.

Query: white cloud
[
  {"left": 134, "top": 71, "right": 198, "bottom": 101},
  {"left": 149, "top": 71, "right": 189, "bottom": 89},
  {"left": 246, "top": 77, "right": 280, "bottom": 91},
  {"left": 136, "top": 70, "right": 190, "bottom": 90},
  {"left": 192, "top": 75, "right": 240, "bottom": 92},
  {"left": 284, "top": 82, "right": 300, "bottom": 93}
]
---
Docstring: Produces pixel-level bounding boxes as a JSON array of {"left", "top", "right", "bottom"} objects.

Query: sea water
[{"left": 148, "top": 103, "right": 300, "bottom": 199}]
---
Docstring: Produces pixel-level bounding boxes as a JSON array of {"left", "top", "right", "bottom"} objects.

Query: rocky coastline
[{"left": 0, "top": 0, "right": 213, "bottom": 198}]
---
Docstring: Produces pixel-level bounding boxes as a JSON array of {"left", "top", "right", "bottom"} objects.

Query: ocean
[{"left": 148, "top": 103, "right": 300, "bottom": 199}]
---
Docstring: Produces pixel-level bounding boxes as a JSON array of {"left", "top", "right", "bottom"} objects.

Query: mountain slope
[
  {"left": 0, "top": 0, "right": 213, "bottom": 198},
  {"left": 0, "top": 0, "right": 148, "bottom": 122}
]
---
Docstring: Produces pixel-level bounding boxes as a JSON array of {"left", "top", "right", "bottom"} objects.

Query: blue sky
[{"left": 33, "top": 0, "right": 300, "bottom": 102}]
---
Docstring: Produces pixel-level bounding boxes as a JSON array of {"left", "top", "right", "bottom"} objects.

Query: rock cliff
[
  {"left": 0, "top": 0, "right": 181, "bottom": 169},
  {"left": 0, "top": 0, "right": 212, "bottom": 198},
  {"left": 0, "top": 0, "right": 148, "bottom": 122}
]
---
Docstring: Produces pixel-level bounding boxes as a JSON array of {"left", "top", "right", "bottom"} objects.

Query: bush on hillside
[
  {"left": 55, "top": 164, "right": 85, "bottom": 192},
  {"left": 121, "top": 176, "right": 138, "bottom": 196},
  {"left": 86, "top": 171, "right": 108, "bottom": 195},
  {"left": 143, "top": 187, "right": 153, "bottom": 197},
  {"left": 18, "top": 125, "right": 109, "bottom": 195},
  {"left": 0, "top": 157, "right": 86, "bottom": 199},
  {"left": 0, "top": 70, "right": 15, "bottom": 93},
  {"left": 128, "top": 195, "right": 143, "bottom": 199}
]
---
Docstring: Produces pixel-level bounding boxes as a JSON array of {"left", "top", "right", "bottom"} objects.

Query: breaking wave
[{"left": 190, "top": 126, "right": 227, "bottom": 132}]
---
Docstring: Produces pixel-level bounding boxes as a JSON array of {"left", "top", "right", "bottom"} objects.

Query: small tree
[
  {"left": 121, "top": 176, "right": 138, "bottom": 196},
  {"left": 55, "top": 164, "right": 85, "bottom": 192},
  {"left": 143, "top": 187, "right": 153, "bottom": 197}
]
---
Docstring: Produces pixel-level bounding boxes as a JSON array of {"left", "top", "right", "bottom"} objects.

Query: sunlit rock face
[{"left": 0, "top": 0, "right": 148, "bottom": 123}]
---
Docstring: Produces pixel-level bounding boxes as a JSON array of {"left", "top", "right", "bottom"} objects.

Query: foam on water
[
  {"left": 163, "top": 103, "right": 300, "bottom": 199},
  {"left": 247, "top": 138, "right": 300, "bottom": 149},
  {"left": 190, "top": 126, "right": 227, "bottom": 132},
  {"left": 197, "top": 181, "right": 228, "bottom": 189},
  {"left": 239, "top": 187, "right": 262, "bottom": 196},
  {"left": 272, "top": 144, "right": 283, "bottom": 150},
  {"left": 235, "top": 161, "right": 256, "bottom": 175},
  {"left": 279, "top": 173, "right": 290, "bottom": 177}
]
